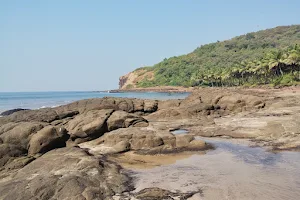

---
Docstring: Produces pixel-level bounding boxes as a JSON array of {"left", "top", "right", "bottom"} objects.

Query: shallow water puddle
[
  {"left": 170, "top": 129, "right": 189, "bottom": 134},
  {"left": 129, "top": 137, "right": 300, "bottom": 200}
]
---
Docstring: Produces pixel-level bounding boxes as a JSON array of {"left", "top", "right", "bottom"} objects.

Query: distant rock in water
[{"left": 0, "top": 108, "right": 29, "bottom": 116}]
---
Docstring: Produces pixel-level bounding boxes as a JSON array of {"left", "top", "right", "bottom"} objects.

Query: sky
[{"left": 0, "top": 0, "right": 300, "bottom": 92}]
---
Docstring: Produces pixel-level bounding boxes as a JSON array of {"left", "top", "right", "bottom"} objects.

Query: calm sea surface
[{"left": 0, "top": 91, "right": 190, "bottom": 113}]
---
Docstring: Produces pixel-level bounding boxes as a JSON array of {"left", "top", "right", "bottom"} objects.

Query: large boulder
[
  {"left": 28, "top": 126, "right": 69, "bottom": 155},
  {"left": 66, "top": 109, "right": 114, "bottom": 145},
  {"left": 106, "top": 110, "right": 148, "bottom": 131},
  {"left": 80, "top": 127, "right": 210, "bottom": 155},
  {"left": 0, "top": 122, "right": 44, "bottom": 150},
  {"left": 0, "top": 147, "right": 131, "bottom": 200}
]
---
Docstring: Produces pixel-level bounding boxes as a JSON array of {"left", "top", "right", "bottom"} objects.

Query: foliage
[
  {"left": 136, "top": 25, "right": 300, "bottom": 87},
  {"left": 125, "top": 84, "right": 134, "bottom": 89}
]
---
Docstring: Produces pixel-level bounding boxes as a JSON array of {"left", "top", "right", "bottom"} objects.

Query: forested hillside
[{"left": 125, "top": 25, "right": 300, "bottom": 88}]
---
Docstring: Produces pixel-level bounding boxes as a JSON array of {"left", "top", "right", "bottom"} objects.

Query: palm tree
[
  {"left": 264, "top": 50, "right": 287, "bottom": 76},
  {"left": 286, "top": 45, "right": 300, "bottom": 80}
]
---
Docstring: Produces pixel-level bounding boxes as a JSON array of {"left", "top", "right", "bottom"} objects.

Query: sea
[{"left": 0, "top": 91, "right": 190, "bottom": 113}]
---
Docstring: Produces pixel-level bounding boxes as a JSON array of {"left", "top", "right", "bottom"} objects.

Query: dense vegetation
[{"left": 136, "top": 25, "right": 300, "bottom": 87}]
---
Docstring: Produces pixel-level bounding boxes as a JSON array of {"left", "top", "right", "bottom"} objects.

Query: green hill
[{"left": 127, "top": 25, "right": 300, "bottom": 88}]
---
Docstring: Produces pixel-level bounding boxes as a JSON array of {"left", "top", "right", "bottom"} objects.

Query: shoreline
[
  {"left": 1, "top": 86, "right": 300, "bottom": 199},
  {"left": 108, "top": 86, "right": 194, "bottom": 93}
]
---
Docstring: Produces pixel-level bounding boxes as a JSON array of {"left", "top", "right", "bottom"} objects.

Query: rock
[
  {"left": 102, "top": 128, "right": 164, "bottom": 150},
  {"left": 54, "top": 97, "right": 159, "bottom": 114},
  {"left": 0, "top": 108, "right": 29, "bottom": 116},
  {"left": 175, "top": 135, "right": 194, "bottom": 147},
  {"left": 28, "top": 126, "right": 69, "bottom": 155},
  {"left": 6, "top": 108, "right": 59, "bottom": 123},
  {"left": 111, "top": 141, "right": 131, "bottom": 153},
  {"left": 3, "top": 156, "right": 35, "bottom": 171},
  {"left": 134, "top": 187, "right": 197, "bottom": 200},
  {"left": 0, "top": 122, "right": 44, "bottom": 150},
  {"left": 158, "top": 99, "right": 181, "bottom": 110},
  {"left": 1, "top": 108, "right": 79, "bottom": 124},
  {"left": 144, "top": 100, "right": 158, "bottom": 112},
  {"left": 133, "top": 99, "right": 144, "bottom": 111},
  {"left": 189, "top": 140, "right": 207, "bottom": 149},
  {"left": 146, "top": 108, "right": 193, "bottom": 120},
  {"left": 66, "top": 109, "right": 114, "bottom": 145},
  {"left": 107, "top": 110, "right": 148, "bottom": 131},
  {"left": 81, "top": 126, "right": 211, "bottom": 155},
  {"left": 0, "top": 143, "right": 26, "bottom": 168},
  {"left": 116, "top": 99, "right": 135, "bottom": 112},
  {"left": 0, "top": 147, "right": 132, "bottom": 200}
]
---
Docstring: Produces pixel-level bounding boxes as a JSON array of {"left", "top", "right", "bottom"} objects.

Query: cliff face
[{"left": 119, "top": 69, "right": 154, "bottom": 89}]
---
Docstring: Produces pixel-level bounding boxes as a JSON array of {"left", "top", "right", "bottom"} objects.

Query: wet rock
[
  {"left": 134, "top": 187, "right": 197, "bottom": 200},
  {"left": 28, "top": 126, "right": 69, "bottom": 155}
]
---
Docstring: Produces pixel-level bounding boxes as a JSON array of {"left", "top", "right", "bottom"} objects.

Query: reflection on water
[
  {"left": 202, "top": 137, "right": 281, "bottom": 166},
  {"left": 131, "top": 137, "right": 300, "bottom": 200}
]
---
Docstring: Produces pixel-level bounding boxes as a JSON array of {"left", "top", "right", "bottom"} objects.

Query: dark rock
[
  {"left": 0, "top": 143, "right": 26, "bottom": 168},
  {"left": 134, "top": 187, "right": 198, "bottom": 200},
  {"left": 106, "top": 110, "right": 148, "bottom": 131},
  {"left": 0, "top": 108, "right": 29, "bottom": 116},
  {"left": 28, "top": 126, "right": 69, "bottom": 155}
]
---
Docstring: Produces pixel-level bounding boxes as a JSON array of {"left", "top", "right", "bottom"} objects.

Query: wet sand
[
  {"left": 119, "top": 138, "right": 300, "bottom": 200},
  {"left": 110, "top": 151, "right": 205, "bottom": 169}
]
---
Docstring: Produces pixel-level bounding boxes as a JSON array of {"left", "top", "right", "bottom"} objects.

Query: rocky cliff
[{"left": 119, "top": 69, "right": 154, "bottom": 89}]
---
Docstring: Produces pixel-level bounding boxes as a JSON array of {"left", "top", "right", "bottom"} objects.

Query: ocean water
[{"left": 0, "top": 91, "right": 190, "bottom": 113}]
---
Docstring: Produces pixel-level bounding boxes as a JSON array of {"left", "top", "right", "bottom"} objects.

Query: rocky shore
[
  {"left": 0, "top": 87, "right": 300, "bottom": 199},
  {"left": 110, "top": 86, "right": 193, "bottom": 93}
]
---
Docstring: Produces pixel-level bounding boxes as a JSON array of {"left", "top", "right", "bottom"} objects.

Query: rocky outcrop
[
  {"left": 133, "top": 187, "right": 200, "bottom": 200},
  {"left": 107, "top": 110, "right": 148, "bottom": 131},
  {"left": 0, "top": 147, "right": 132, "bottom": 200},
  {"left": 0, "top": 122, "right": 44, "bottom": 150},
  {"left": 147, "top": 88, "right": 266, "bottom": 120},
  {"left": 66, "top": 109, "right": 114, "bottom": 145},
  {"left": 79, "top": 126, "right": 210, "bottom": 155},
  {"left": 119, "top": 69, "right": 154, "bottom": 89},
  {"left": 0, "top": 108, "right": 78, "bottom": 124},
  {"left": 66, "top": 109, "right": 149, "bottom": 145},
  {"left": 28, "top": 126, "right": 69, "bottom": 155},
  {"left": 54, "top": 97, "right": 158, "bottom": 114},
  {"left": 2, "top": 87, "right": 297, "bottom": 199}
]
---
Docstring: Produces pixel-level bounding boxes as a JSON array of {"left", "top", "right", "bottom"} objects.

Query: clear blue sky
[{"left": 1, "top": 0, "right": 299, "bottom": 92}]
